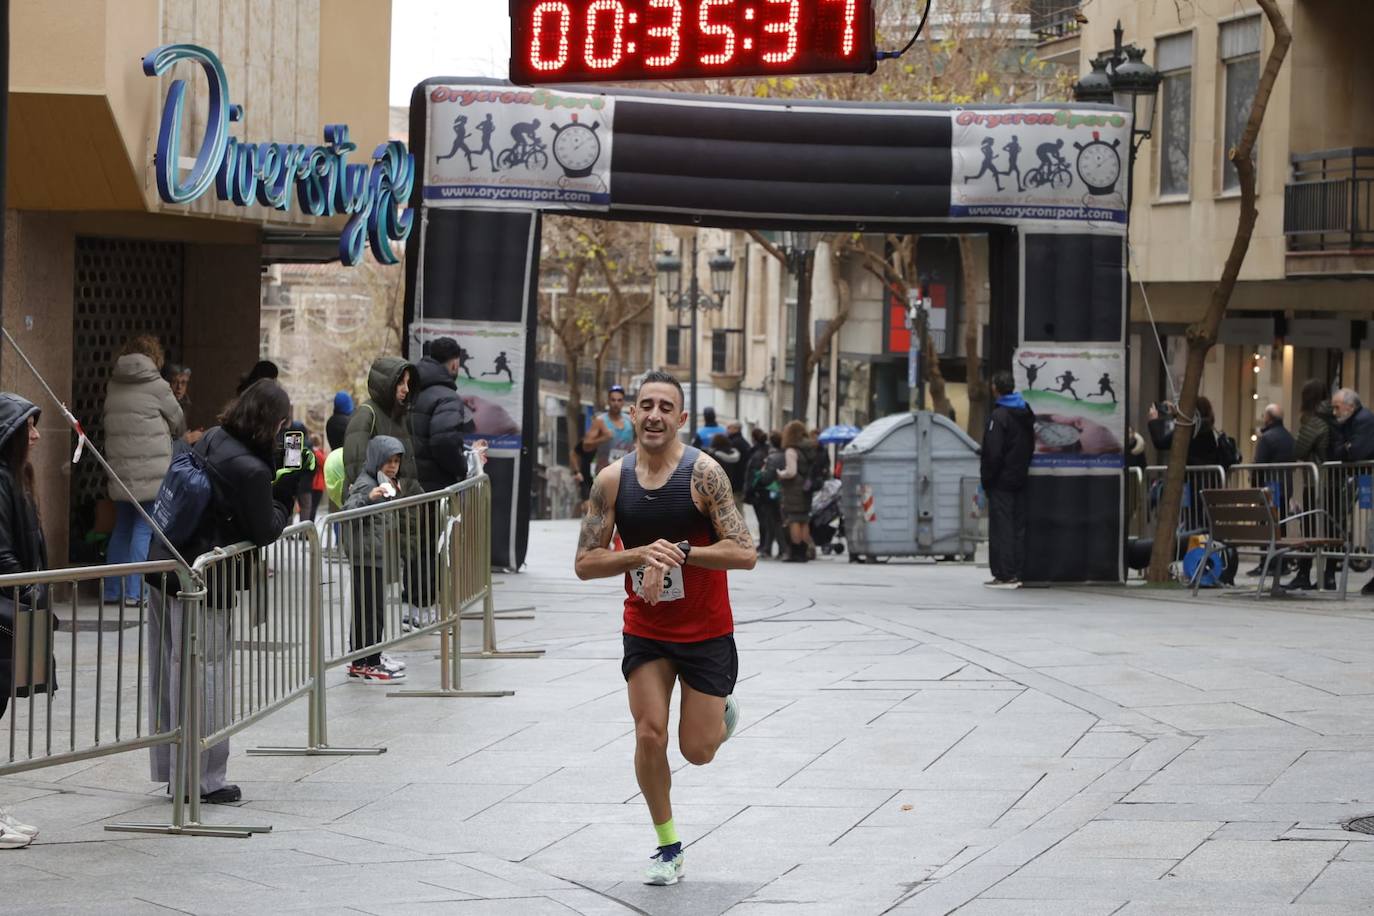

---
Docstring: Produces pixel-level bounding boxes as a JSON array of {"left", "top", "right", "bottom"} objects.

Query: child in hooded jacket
[{"left": 341, "top": 435, "right": 408, "bottom": 682}]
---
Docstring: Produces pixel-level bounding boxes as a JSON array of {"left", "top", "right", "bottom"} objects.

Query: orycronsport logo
[
  {"left": 955, "top": 110, "right": 1128, "bottom": 131},
  {"left": 428, "top": 86, "right": 606, "bottom": 112}
]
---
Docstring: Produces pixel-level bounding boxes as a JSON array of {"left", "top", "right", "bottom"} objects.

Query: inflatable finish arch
[{"left": 405, "top": 78, "right": 1131, "bottom": 580}]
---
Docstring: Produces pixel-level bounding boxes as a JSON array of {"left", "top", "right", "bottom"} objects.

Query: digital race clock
[{"left": 509, "top": 0, "right": 877, "bottom": 84}]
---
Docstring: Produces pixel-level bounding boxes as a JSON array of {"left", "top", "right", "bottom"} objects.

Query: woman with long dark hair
[
  {"left": 0, "top": 393, "right": 46, "bottom": 848},
  {"left": 146, "top": 380, "right": 301, "bottom": 805}
]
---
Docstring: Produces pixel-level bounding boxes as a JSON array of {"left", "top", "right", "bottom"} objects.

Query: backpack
[
  {"left": 1216, "top": 431, "right": 1242, "bottom": 469},
  {"left": 802, "top": 448, "right": 831, "bottom": 494},
  {"left": 151, "top": 449, "right": 214, "bottom": 549}
]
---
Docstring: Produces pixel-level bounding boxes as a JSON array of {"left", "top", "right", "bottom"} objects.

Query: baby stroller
[{"left": 809, "top": 479, "right": 845, "bottom": 555}]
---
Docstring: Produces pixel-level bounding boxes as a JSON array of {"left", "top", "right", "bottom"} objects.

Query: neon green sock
[{"left": 654, "top": 818, "right": 679, "bottom": 848}]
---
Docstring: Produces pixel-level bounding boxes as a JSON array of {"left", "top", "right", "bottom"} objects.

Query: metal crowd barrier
[
  {"left": 0, "top": 559, "right": 224, "bottom": 835},
  {"left": 1, "top": 473, "right": 535, "bottom": 840},
  {"left": 1141, "top": 464, "right": 1226, "bottom": 537},
  {"left": 1317, "top": 461, "right": 1374, "bottom": 561}
]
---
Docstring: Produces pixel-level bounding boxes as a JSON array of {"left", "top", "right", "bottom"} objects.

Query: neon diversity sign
[{"left": 142, "top": 44, "right": 414, "bottom": 266}]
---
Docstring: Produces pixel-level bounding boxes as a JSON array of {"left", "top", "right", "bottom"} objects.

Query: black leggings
[{"left": 350, "top": 564, "right": 386, "bottom": 667}]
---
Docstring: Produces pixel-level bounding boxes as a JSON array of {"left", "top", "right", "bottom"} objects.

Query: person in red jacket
[{"left": 308, "top": 434, "right": 326, "bottom": 520}]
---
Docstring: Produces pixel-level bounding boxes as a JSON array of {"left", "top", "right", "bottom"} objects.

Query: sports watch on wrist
[{"left": 677, "top": 540, "right": 692, "bottom": 561}]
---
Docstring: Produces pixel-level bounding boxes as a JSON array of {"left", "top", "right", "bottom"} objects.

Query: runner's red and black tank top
[{"left": 617, "top": 447, "right": 734, "bottom": 643}]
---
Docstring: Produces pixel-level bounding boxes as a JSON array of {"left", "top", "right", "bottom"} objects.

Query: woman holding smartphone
[{"left": 145, "top": 380, "right": 302, "bottom": 805}]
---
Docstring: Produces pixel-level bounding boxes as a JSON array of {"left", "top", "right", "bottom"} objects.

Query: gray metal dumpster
[{"left": 839, "top": 411, "right": 982, "bottom": 562}]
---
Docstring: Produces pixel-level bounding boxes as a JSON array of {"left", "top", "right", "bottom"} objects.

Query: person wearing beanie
[
  {"left": 326, "top": 390, "right": 354, "bottom": 450},
  {"left": 411, "top": 337, "right": 484, "bottom": 493}
]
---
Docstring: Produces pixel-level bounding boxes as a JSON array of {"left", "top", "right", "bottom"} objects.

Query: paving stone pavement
[{"left": 7, "top": 519, "right": 1374, "bottom": 913}]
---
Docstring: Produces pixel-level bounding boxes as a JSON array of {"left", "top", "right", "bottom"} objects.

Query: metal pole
[
  {"left": 791, "top": 251, "right": 812, "bottom": 423},
  {"left": 689, "top": 234, "right": 699, "bottom": 440}
]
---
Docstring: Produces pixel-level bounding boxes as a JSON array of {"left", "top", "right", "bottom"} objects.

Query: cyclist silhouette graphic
[
  {"left": 498, "top": 119, "right": 548, "bottom": 171},
  {"left": 1018, "top": 359, "right": 1047, "bottom": 390},
  {"left": 963, "top": 137, "right": 1004, "bottom": 191},
  {"left": 1053, "top": 370, "right": 1081, "bottom": 400},
  {"left": 481, "top": 351, "right": 515, "bottom": 384},
  {"left": 1086, "top": 372, "right": 1117, "bottom": 404},
  {"left": 1003, "top": 135, "right": 1025, "bottom": 192},
  {"left": 1026, "top": 139, "right": 1074, "bottom": 189},
  {"left": 436, "top": 115, "right": 477, "bottom": 170}
]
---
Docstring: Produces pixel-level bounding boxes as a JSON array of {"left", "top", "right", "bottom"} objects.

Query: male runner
[
  {"left": 582, "top": 384, "right": 635, "bottom": 474},
  {"left": 574, "top": 370, "right": 756, "bottom": 886}
]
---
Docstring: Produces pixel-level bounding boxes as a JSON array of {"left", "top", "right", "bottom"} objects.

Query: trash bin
[{"left": 839, "top": 411, "right": 981, "bottom": 562}]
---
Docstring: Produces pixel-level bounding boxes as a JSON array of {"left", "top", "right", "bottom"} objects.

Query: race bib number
[
  {"left": 631, "top": 566, "right": 686, "bottom": 602},
  {"left": 608, "top": 447, "right": 629, "bottom": 463}
]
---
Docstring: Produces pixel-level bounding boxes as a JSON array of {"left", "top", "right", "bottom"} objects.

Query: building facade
[
  {"left": 1038, "top": 0, "right": 1374, "bottom": 457},
  {"left": 4, "top": 0, "right": 393, "bottom": 561}
]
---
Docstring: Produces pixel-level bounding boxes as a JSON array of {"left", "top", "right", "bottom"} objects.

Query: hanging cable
[
  {"left": 1128, "top": 240, "right": 1179, "bottom": 403},
  {"left": 876, "top": 0, "right": 934, "bottom": 61}
]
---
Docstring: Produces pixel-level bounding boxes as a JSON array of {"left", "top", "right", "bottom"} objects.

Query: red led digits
[
  {"left": 529, "top": 1, "right": 572, "bottom": 71},
  {"left": 644, "top": 0, "right": 683, "bottom": 67},
  {"left": 826, "top": 0, "right": 857, "bottom": 56},
  {"left": 585, "top": 0, "right": 626, "bottom": 69},
  {"left": 510, "top": 0, "right": 875, "bottom": 84},
  {"left": 698, "top": 0, "right": 737, "bottom": 66},
  {"left": 762, "top": 0, "right": 800, "bottom": 63}
]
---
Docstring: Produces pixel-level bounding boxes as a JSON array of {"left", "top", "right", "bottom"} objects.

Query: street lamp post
[
  {"left": 778, "top": 230, "right": 818, "bottom": 424},
  {"left": 656, "top": 236, "right": 736, "bottom": 440}
]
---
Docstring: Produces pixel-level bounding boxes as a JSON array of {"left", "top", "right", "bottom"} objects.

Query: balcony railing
[
  {"left": 1285, "top": 148, "right": 1374, "bottom": 253},
  {"left": 1030, "top": 0, "right": 1080, "bottom": 41}
]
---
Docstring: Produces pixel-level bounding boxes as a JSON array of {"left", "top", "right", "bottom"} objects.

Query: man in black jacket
[
  {"left": 1332, "top": 389, "right": 1374, "bottom": 462},
  {"left": 724, "top": 422, "right": 751, "bottom": 506},
  {"left": 325, "top": 391, "right": 353, "bottom": 450},
  {"left": 410, "top": 338, "right": 478, "bottom": 493},
  {"left": 980, "top": 371, "right": 1036, "bottom": 588}
]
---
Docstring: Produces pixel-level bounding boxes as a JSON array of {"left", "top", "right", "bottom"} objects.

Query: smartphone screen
[{"left": 284, "top": 431, "right": 304, "bottom": 469}]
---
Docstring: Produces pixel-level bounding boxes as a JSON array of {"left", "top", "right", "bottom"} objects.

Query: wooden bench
[{"left": 1196, "top": 488, "right": 1350, "bottom": 598}]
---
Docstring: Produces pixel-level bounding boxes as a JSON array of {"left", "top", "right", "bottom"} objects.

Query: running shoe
[
  {"left": 0, "top": 806, "right": 37, "bottom": 838},
  {"left": 986, "top": 579, "right": 1021, "bottom": 590},
  {"left": 347, "top": 664, "right": 407, "bottom": 683},
  {"left": 723, "top": 695, "right": 740, "bottom": 743},
  {"left": 644, "top": 847, "right": 684, "bottom": 886},
  {"left": 380, "top": 653, "right": 408, "bottom": 673},
  {"left": 399, "top": 613, "right": 415, "bottom": 633},
  {"left": 0, "top": 824, "right": 32, "bottom": 849}
]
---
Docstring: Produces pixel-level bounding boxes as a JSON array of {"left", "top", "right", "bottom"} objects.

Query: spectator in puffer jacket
[
  {"left": 410, "top": 337, "right": 484, "bottom": 492},
  {"left": 102, "top": 335, "right": 184, "bottom": 607},
  {"left": 145, "top": 379, "right": 301, "bottom": 806}
]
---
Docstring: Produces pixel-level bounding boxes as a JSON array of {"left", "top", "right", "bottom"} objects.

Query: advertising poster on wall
[
  {"left": 951, "top": 109, "right": 1130, "bottom": 228},
  {"left": 408, "top": 318, "right": 526, "bottom": 454},
  {"left": 424, "top": 85, "right": 613, "bottom": 211},
  {"left": 1014, "top": 346, "right": 1125, "bottom": 469}
]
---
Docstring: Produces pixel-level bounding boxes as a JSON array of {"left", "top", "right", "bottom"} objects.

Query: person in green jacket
[
  {"left": 343, "top": 356, "right": 419, "bottom": 496},
  {"left": 341, "top": 356, "right": 434, "bottom": 625}
]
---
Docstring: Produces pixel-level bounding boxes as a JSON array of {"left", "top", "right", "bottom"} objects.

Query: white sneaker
[
  {"left": 723, "top": 695, "right": 740, "bottom": 743},
  {"left": 0, "top": 806, "right": 37, "bottom": 838},
  {"left": 380, "top": 653, "right": 407, "bottom": 673},
  {"left": 0, "top": 824, "right": 32, "bottom": 849},
  {"left": 399, "top": 614, "right": 415, "bottom": 633},
  {"left": 644, "top": 847, "right": 684, "bottom": 885}
]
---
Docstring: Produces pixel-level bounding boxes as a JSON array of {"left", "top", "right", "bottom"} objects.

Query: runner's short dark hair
[
  {"left": 992, "top": 370, "right": 1015, "bottom": 395},
  {"left": 637, "top": 370, "right": 684, "bottom": 410}
]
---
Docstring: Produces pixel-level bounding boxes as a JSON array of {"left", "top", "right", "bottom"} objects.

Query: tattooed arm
[
  {"left": 687, "top": 453, "right": 757, "bottom": 571},
  {"left": 573, "top": 464, "right": 685, "bottom": 580}
]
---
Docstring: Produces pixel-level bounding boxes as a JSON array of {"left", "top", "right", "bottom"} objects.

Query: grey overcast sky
[{"left": 390, "top": 0, "right": 510, "bottom": 106}]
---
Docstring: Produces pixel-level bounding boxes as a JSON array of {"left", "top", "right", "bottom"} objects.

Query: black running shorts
[{"left": 622, "top": 633, "right": 738, "bottom": 698}]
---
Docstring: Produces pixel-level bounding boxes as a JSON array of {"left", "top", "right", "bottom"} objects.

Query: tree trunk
[
  {"left": 564, "top": 356, "right": 585, "bottom": 477},
  {"left": 959, "top": 235, "right": 987, "bottom": 436},
  {"left": 1145, "top": 0, "right": 1291, "bottom": 583},
  {"left": 923, "top": 323, "right": 954, "bottom": 419}
]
